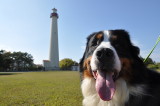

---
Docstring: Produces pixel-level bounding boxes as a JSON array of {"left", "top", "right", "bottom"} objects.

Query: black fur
[
  {"left": 80, "top": 29, "right": 160, "bottom": 106},
  {"left": 126, "top": 69, "right": 160, "bottom": 106}
]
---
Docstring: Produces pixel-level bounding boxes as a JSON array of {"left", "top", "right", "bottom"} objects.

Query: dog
[{"left": 80, "top": 30, "right": 160, "bottom": 106}]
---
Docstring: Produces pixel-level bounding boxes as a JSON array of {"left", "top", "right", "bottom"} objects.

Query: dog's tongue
[{"left": 95, "top": 71, "right": 115, "bottom": 101}]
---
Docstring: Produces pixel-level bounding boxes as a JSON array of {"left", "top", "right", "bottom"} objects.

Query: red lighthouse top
[{"left": 50, "top": 8, "right": 59, "bottom": 18}]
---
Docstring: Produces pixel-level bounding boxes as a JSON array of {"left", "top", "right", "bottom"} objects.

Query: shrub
[
  {"left": 147, "top": 64, "right": 159, "bottom": 70},
  {"left": 59, "top": 58, "right": 74, "bottom": 70}
]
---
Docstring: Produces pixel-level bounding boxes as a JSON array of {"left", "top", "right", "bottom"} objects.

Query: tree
[
  {"left": 59, "top": 58, "right": 74, "bottom": 70},
  {"left": 3, "top": 52, "right": 13, "bottom": 71},
  {"left": 0, "top": 50, "right": 13, "bottom": 71},
  {"left": 0, "top": 50, "right": 5, "bottom": 70},
  {"left": 73, "top": 61, "right": 79, "bottom": 65},
  {"left": 12, "top": 52, "right": 34, "bottom": 71},
  {"left": 0, "top": 50, "right": 34, "bottom": 71}
]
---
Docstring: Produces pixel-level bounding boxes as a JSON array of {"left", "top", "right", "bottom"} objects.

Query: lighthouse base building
[
  {"left": 43, "top": 8, "right": 59, "bottom": 70},
  {"left": 43, "top": 60, "right": 59, "bottom": 70}
]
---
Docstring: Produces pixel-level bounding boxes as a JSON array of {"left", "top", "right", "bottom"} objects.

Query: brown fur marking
[
  {"left": 119, "top": 58, "right": 133, "bottom": 81},
  {"left": 96, "top": 33, "right": 103, "bottom": 39},
  {"left": 83, "top": 56, "right": 93, "bottom": 78},
  {"left": 111, "top": 35, "right": 117, "bottom": 40}
]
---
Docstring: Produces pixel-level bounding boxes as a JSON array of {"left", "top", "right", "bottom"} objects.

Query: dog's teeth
[
  {"left": 92, "top": 71, "right": 98, "bottom": 79},
  {"left": 95, "top": 71, "right": 98, "bottom": 77}
]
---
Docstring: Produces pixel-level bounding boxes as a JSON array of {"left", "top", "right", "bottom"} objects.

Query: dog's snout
[{"left": 96, "top": 48, "right": 113, "bottom": 60}]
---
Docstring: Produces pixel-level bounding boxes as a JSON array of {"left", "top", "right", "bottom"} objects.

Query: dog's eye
[
  {"left": 91, "top": 39, "right": 101, "bottom": 47},
  {"left": 91, "top": 42, "right": 96, "bottom": 46}
]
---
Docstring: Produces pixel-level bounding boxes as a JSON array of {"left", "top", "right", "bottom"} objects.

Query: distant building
[
  {"left": 71, "top": 65, "right": 80, "bottom": 71},
  {"left": 43, "top": 8, "right": 59, "bottom": 70}
]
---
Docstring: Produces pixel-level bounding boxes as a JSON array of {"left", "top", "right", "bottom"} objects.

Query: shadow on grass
[{"left": 0, "top": 73, "right": 21, "bottom": 76}]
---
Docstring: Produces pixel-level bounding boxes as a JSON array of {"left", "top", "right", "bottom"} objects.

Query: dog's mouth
[{"left": 92, "top": 70, "right": 119, "bottom": 101}]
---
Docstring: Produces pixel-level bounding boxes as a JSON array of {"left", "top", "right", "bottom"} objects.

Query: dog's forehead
[
  {"left": 89, "top": 30, "right": 110, "bottom": 42},
  {"left": 103, "top": 30, "right": 111, "bottom": 41}
]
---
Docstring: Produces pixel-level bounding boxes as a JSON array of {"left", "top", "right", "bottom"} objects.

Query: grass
[
  {"left": 0, "top": 71, "right": 83, "bottom": 106},
  {"left": 157, "top": 69, "right": 160, "bottom": 72}
]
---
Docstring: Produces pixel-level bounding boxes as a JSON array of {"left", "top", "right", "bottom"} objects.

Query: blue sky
[{"left": 0, "top": 0, "right": 160, "bottom": 64}]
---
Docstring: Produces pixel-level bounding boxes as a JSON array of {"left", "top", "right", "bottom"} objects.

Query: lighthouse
[{"left": 43, "top": 8, "right": 59, "bottom": 70}]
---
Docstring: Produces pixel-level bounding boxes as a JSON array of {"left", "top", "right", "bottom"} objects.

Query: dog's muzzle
[
  {"left": 90, "top": 36, "right": 121, "bottom": 101},
  {"left": 96, "top": 48, "right": 115, "bottom": 72}
]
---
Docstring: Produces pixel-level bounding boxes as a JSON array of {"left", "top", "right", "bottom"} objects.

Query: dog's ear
[
  {"left": 79, "top": 43, "right": 88, "bottom": 72},
  {"left": 79, "top": 57, "right": 84, "bottom": 82},
  {"left": 79, "top": 42, "right": 88, "bottom": 81},
  {"left": 79, "top": 45, "right": 89, "bottom": 72},
  {"left": 79, "top": 55, "right": 85, "bottom": 72},
  {"left": 131, "top": 45, "right": 140, "bottom": 56},
  {"left": 79, "top": 32, "right": 96, "bottom": 72}
]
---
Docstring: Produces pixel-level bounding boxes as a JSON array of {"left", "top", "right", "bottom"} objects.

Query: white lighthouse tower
[{"left": 43, "top": 8, "right": 59, "bottom": 70}]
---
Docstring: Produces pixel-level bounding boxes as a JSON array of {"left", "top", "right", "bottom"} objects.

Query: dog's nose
[{"left": 96, "top": 48, "right": 113, "bottom": 60}]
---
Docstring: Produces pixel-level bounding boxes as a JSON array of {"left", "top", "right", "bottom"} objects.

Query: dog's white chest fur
[{"left": 81, "top": 78, "right": 145, "bottom": 106}]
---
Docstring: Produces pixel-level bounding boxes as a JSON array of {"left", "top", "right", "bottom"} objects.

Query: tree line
[
  {"left": 0, "top": 49, "right": 159, "bottom": 72},
  {"left": 142, "top": 57, "right": 160, "bottom": 70},
  {"left": 0, "top": 50, "right": 78, "bottom": 72},
  {"left": 0, "top": 50, "right": 43, "bottom": 72}
]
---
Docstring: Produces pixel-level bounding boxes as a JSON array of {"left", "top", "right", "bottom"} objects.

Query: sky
[{"left": 0, "top": 0, "right": 160, "bottom": 64}]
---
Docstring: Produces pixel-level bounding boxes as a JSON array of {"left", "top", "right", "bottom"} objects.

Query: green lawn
[
  {"left": 0, "top": 71, "right": 83, "bottom": 106},
  {"left": 157, "top": 69, "right": 160, "bottom": 72}
]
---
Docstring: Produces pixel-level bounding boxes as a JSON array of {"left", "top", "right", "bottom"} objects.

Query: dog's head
[{"left": 80, "top": 29, "right": 142, "bottom": 101}]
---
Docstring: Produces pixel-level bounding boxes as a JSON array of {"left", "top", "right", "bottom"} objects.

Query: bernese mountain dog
[{"left": 80, "top": 30, "right": 160, "bottom": 106}]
